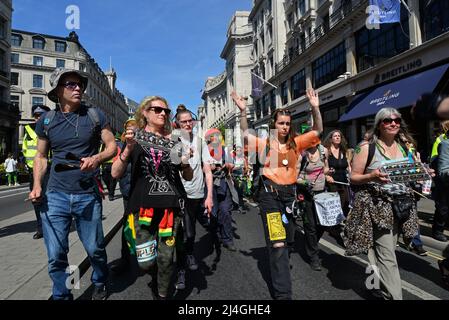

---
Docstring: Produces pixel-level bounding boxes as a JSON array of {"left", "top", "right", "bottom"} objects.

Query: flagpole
[
  {"left": 251, "top": 71, "right": 278, "bottom": 89},
  {"left": 399, "top": 0, "right": 412, "bottom": 15}
]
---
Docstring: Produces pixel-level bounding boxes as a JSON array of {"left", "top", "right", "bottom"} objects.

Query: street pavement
[
  {"left": 72, "top": 199, "right": 449, "bottom": 300},
  {"left": 1, "top": 182, "right": 448, "bottom": 300}
]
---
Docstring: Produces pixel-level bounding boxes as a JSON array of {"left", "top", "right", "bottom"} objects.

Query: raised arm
[{"left": 306, "top": 88, "right": 323, "bottom": 137}]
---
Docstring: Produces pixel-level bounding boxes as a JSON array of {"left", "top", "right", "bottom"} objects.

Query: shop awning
[{"left": 339, "top": 63, "right": 449, "bottom": 122}]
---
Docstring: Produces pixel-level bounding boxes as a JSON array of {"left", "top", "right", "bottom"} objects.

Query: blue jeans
[{"left": 41, "top": 189, "right": 108, "bottom": 300}]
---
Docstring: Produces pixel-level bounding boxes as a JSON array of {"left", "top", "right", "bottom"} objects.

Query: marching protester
[
  {"left": 232, "top": 144, "right": 248, "bottom": 214},
  {"left": 204, "top": 128, "right": 239, "bottom": 251},
  {"left": 231, "top": 88, "right": 323, "bottom": 300},
  {"left": 429, "top": 120, "right": 449, "bottom": 242},
  {"left": 22, "top": 104, "right": 51, "bottom": 240},
  {"left": 296, "top": 142, "right": 329, "bottom": 271},
  {"left": 345, "top": 107, "right": 420, "bottom": 300},
  {"left": 110, "top": 118, "right": 137, "bottom": 275},
  {"left": 111, "top": 96, "right": 193, "bottom": 300},
  {"left": 30, "top": 67, "right": 117, "bottom": 300},
  {"left": 323, "top": 130, "right": 351, "bottom": 216},
  {"left": 173, "top": 104, "right": 214, "bottom": 290}
]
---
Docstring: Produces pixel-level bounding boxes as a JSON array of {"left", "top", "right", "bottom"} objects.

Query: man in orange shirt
[{"left": 231, "top": 89, "right": 323, "bottom": 300}]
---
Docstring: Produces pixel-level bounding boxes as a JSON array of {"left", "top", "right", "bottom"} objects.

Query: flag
[
  {"left": 251, "top": 72, "right": 264, "bottom": 98},
  {"left": 369, "top": 0, "right": 401, "bottom": 24}
]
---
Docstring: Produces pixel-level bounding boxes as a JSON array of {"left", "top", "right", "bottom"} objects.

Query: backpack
[{"left": 43, "top": 106, "right": 100, "bottom": 136}]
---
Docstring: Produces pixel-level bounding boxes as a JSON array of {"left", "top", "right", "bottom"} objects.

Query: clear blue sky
[{"left": 12, "top": 0, "right": 252, "bottom": 113}]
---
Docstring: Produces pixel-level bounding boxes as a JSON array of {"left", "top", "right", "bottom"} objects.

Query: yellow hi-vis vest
[{"left": 22, "top": 125, "right": 38, "bottom": 168}]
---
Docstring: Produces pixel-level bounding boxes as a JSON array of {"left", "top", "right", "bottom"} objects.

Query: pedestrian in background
[
  {"left": 22, "top": 104, "right": 51, "bottom": 239},
  {"left": 4, "top": 153, "right": 18, "bottom": 187}
]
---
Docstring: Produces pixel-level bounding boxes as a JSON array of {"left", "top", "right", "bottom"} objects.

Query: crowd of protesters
[{"left": 24, "top": 67, "right": 449, "bottom": 300}]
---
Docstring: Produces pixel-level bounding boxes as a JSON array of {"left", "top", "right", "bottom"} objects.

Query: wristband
[{"left": 119, "top": 152, "right": 128, "bottom": 162}]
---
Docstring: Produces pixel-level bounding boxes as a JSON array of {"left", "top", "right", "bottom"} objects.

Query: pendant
[{"left": 282, "top": 159, "right": 289, "bottom": 166}]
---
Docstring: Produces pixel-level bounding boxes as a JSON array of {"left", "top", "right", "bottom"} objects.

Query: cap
[
  {"left": 32, "top": 105, "right": 51, "bottom": 115},
  {"left": 47, "top": 67, "right": 89, "bottom": 103}
]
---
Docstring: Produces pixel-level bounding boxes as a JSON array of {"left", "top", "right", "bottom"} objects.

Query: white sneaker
[
  {"left": 8, "top": 184, "right": 12, "bottom": 187},
  {"left": 14, "top": 183, "right": 20, "bottom": 186}
]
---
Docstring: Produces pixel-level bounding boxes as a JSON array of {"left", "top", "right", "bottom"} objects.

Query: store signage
[
  {"left": 374, "top": 58, "right": 422, "bottom": 84},
  {"left": 369, "top": 89, "right": 400, "bottom": 107}
]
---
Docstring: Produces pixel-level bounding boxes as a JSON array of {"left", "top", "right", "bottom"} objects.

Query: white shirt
[{"left": 5, "top": 158, "right": 17, "bottom": 173}]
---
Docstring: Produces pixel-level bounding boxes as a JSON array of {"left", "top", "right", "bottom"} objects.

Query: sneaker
[
  {"left": 91, "top": 284, "right": 107, "bottom": 300},
  {"left": 186, "top": 255, "right": 198, "bottom": 271},
  {"left": 223, "top": 243, "right": 237, "bottom": 252},
  {"left": 432, "top": 232, "right": 448, "bottom": 242},
  {"left": 33, "top": 231, "right": 43, "bottom": 240},
  {"left": 310, "top": 259, "right": 322, "bottom": 271},
  {"left": 175, "top": 269, "right": 186, "bottom": 290},
  {"left": 14, "top": 183, "right": 20, "bottom": 186},
  {"left": 409, "top": 243, "right": 427, "bottom": 256},
  {"left": 7, "top": 184, "right": 12, "bottom": 187}
]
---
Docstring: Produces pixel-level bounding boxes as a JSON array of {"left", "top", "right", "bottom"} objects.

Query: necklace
[
  {"left": 61, "top": 111, "right": 80, "bottom": 138},
  {"left": 276, "top": 141, "right": 289, "bottom": 166}
]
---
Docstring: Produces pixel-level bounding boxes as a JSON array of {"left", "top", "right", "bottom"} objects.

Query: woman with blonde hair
[{"left": 112, "top": 96, "right": 193, "bottom": 300}]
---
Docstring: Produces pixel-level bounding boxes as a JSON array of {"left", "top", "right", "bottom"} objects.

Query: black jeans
[
  {"left": 432, "top": 178, "right": 449, "bottom": 234},
  {"left": 258, "top": 183, "right": 296, "bottom": 300},
  {"left": 303, "top": 191, "right": 325, "bottom": 263},
  {"left": 183, "top": 198, "right": 205, "bottom": 255}
]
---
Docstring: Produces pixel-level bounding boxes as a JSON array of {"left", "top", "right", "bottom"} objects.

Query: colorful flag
[
  {"left": 251, "top": 72, "right": 264, "bottom": 98},
  {"left": 369, "top": 0, "right": 401, "bottom": 24}
]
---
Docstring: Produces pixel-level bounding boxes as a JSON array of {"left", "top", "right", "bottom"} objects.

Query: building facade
[
  {"left": 250, "top": 0, "right": 449, "bottom": 161},
  {"left": 10, "top": 30, "right": 129, "bottom": 144},
  {"left": 0, "top": 0, "right": 20, "bottom": 161},
  {"left": 201, "top": 11, "right": 253, "bottom": 147}
]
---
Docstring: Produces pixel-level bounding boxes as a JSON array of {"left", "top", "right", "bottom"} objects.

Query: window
[
  {"left": 263, "top": 94, "right": 270, "bottom": 117},
  {"left": 11, "top": 53, "right": 19, "bottom": 64},
  {"left": 33, "top": 56, "right": 43, "bottom": 66},
  {"left": 11, "top": 95, "right": 19, "bottom": 109},
  {"left": 270, "top": 89, "right": 276, "bottom": 113},
  {"left": 355, "top": 8, "right": 409, "bottom": 71},
  {"left": 298, "top": 0, "right": 306, "bottom": 16},
  {"left": 56, "top": 59, "right": 65, "bottom": 68},
  {"left": 33, "top": 74, "right": 43, "bottom": 88},
  {"left": 290, "top": 69, "right": 306, "bottom": 100},
  {"left": 0, "top": 49, "right": 4, "bottom": 72},
  {"left": 79, "top": 63, "right": 86, "bottom": 72},
  {"left": 0, "top": 18, "right": 5, "bottom": 39},
  {"left": 11, "top": 34, "right": 22, "bottom": 47},
  {"left": 11, "top": 72, "right": 19, "bottom": 86},
  {"left": 32, "top": 37, "right": 45, "bottom": 50},
  {"left": 55, "top": 41, "right": 67, "bottom": 53},
  {"left": 421, "top": 0, "right": 449, "bottom": 42},
  {"left": 312, "top": 42, "right": 346, "bottom": 88},
  {"left": 32, "top": 96, "right": 44, "bottom": 106},
  {"left": 281, "top": 81, "right": 288, "bottom": 105}
]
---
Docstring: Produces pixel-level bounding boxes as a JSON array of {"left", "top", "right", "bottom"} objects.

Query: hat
[
  {"left": 47, "top": 68, "right": 89, "bottom": 103},
  {"left": 204, "top": 128, "right": 220, "bottom": 139},
  {"left": 32, "top": 104, "right": 51, "bottom": 115},
  {"left": 123, "top": 117, "right": 136, "bottom": 129}
]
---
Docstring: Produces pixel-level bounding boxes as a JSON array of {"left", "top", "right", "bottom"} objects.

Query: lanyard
[{"left": 150, "top": 147, "right": 163, "bottom": 172}]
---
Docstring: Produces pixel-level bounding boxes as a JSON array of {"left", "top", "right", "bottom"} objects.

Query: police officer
[{"left": 23, "top": 104, "right": 51, "bottom": 239}]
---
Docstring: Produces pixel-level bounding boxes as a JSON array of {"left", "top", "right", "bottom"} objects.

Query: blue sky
[{"left": 12, "top": 0, "right": 252, "bottom": 113}]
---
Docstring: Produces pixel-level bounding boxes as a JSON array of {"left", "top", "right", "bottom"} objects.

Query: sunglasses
[
  {"left": 147, "top": 106, "right": 171, "bottom": 115},
  {"left": 62, "top": 81, "right": 84, "bottom": 91},
  {"left": 382, "top": 117, "right": 402, "bottom": 125}
]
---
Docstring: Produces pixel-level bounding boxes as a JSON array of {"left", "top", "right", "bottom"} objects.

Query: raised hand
[
  {"left": 306, "top": 88, "right": 320, "bottom": 109},
  {"left": 231, "top": 91, "right": 247, "bottom": 112}
]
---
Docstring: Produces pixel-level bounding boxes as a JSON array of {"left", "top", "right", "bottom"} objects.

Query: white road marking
[{"left": 0, "top": 190, "right": 30, "bottom": 200}]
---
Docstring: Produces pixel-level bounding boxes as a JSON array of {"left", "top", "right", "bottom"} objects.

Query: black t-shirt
[
  {"left": 127, "top": 130, "right": 187, "bottom": 214},
  {"left": 328, "top": 149, "right": 349, "bottom": 183},
  {"left": 35, "top": 105, "right": 108, "bottom": 194}
]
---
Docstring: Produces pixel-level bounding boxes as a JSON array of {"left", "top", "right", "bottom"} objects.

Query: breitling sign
[{"left": 374, "top": 58, "right": 422, "bottom": 84}]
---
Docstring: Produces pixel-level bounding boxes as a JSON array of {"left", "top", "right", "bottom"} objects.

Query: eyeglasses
[
  {"left": 62, "top": 81, "right": 84, "bottom": 91},
  {"left": 179, "top": 119, "right": 194, "bottom": 125},
  {"left": 382, "top": 117, "right": 402, "bottom": 125},
  {"left": 146, "top": 106, "right": 171, "bottom": 115}
]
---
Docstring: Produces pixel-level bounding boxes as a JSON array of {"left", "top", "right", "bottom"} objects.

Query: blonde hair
[{"left": 135, "top": 96, "right": 172, "bottom": 135}]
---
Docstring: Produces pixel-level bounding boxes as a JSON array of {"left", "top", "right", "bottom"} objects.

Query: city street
[{"left": 71, "top": 199, "right": 449, "bottom": 300}]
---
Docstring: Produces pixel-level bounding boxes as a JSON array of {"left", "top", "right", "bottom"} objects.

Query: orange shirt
[{"left": 248, "top": 131, "right": 320, "bottom": 185}]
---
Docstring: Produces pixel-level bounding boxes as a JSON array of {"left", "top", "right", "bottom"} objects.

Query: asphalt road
[
  {"left": 73, "top": 203, "right": 449, "bottom": 301},
  {"left": 0, "top": 186, "right": 34, "bottom": 221}
]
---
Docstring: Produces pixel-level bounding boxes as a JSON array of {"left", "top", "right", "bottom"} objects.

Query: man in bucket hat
[
  {"left": 29, "top": 68, "right": 117, "bottom": 300},
  {"left": 22, "top": 104, "right": 51, "bottom": 240}
]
